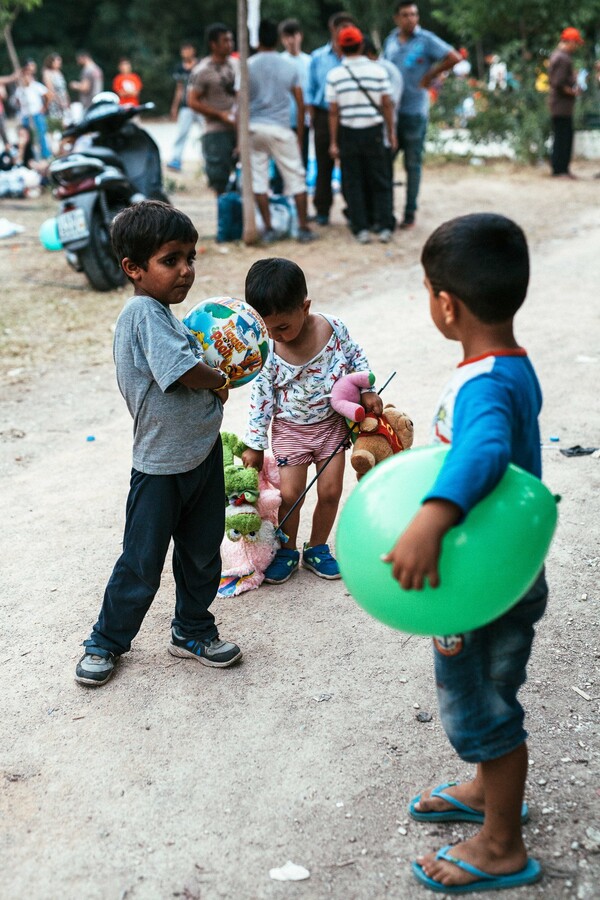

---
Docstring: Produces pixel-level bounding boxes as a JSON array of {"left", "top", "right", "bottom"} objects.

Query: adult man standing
[
  {"left": 327, "top": 26, "right": 397, "bottom": 244},
  {"left": 306, "top": 11, "right": 357, "bottom": 225},
  {"left": 187, "top": 24, "right": 238, "bottom": 195},
  {"left": 167, "top": 41, "right": 202, "bottom": 172},
  {"left": 279, "top": 18, "right": 311, "bottom": 168},
  {"left": 248, "top": 19, "right": 316, "bottom": 243},
  {"left": 548, "top": 27, "right": 584, "bottom": 179},
  {"left": 70, "top": 50, "right": 104, "bottom": 111},
  {"left": 383, "top": 1, "right": 460, "bottom": 228}
]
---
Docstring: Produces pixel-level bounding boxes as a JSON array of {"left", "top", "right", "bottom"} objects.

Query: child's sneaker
[
  {"left": 263, "top": 548, "right": 300, "bottom": 584},
  {"left": 169, "top": 628, "right": 242, "bottom": 667},
  {"left": 302, "top": 543, "right": 341, "bottom": 580},
  {"left": 75, "top": 650, "right": 115, "bottom": 686}
]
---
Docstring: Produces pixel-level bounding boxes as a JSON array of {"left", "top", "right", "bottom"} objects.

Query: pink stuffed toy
[{"left": 330, "top": 371, "right": 375, "bottom": 422}]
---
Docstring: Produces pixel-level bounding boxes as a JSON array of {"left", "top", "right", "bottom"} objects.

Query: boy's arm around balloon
[
  {"left": 382, "top": 499, "right": 461, "bottom": 590},
  {"left": 384, "top": 375, "right": 515, "bottom": 589}
]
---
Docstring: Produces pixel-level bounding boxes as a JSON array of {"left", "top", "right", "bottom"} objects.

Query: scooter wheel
[{"left": 79, "top": 207, "right": 126, "bottom": 292}]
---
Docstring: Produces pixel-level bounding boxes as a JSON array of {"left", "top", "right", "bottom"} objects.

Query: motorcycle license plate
[{"left": 57, "top": 208, "right": 89, "bottom": 243}]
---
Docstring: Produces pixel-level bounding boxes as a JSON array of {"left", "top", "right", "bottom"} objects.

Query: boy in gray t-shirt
[{"left": 75, "top": 201, "right": 242, "bottom": 686}]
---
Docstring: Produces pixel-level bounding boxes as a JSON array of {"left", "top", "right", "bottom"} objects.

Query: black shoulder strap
[{"left": 344, "top": 63, "right": 382, "bottom": 115}]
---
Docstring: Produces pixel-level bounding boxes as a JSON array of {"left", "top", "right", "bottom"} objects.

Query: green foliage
[
  {"left": 0, "top": 0, "right": 42, "bottom": 31},
  {"left": 429, "top": 44, "right": 552, "bottom": 163}
]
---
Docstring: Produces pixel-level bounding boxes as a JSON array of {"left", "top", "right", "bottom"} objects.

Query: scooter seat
[{"left": 79, "top": 146, "right": 124, "bottom": 169}]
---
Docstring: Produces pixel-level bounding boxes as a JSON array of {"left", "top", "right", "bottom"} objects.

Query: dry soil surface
[{"left": 1, "top": 157, "right": 599, "bottom": 900}]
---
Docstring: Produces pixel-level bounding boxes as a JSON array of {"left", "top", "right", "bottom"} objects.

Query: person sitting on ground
[
  {"left": 242, "top": 257, "right": 383, "bottom": 584},
  {"left": 385, "top": 212, "right": 548, "bottom": 893},
  {"left": 75, "top": 200, "right": 242, "bottom": 687}
]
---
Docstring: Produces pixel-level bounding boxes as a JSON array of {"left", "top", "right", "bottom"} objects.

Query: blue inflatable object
[{"left": 39, "top": 217, "right": 62, "bottom": 251}]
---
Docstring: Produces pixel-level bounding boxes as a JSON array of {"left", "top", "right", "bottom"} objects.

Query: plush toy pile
[{"left": 218, "top": 433, "right": 281, "bottom": 598}]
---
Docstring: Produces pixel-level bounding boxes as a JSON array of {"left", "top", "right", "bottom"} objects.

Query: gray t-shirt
[
  {"left": 113, "top": 295, "right": 223, "bottom": 475},
  {"left": 248, "top": 51, "right": 299, "bottom": 129}
]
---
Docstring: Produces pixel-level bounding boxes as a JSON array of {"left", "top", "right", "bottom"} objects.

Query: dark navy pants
[{"left": 85, "top": 438, "right": 224, "bottom": 657}]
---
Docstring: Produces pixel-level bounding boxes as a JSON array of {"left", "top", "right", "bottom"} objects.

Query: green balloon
[{"left": 336, "top": 446, "right": 558, "bottom": 636}]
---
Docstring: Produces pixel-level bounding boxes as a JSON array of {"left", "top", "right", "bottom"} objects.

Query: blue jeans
[
  {"left": 170, "top": 106, "right": 204, "bottom": 165},
  {"left": 433, "top": 570, "right": 548, "bottom": 763},
  {"left": 395, "top": 113, "right": 427, "bottom": 220},
  {"left": 84, "top": 440, "right": 224, "bottom": 658},
  {"left": 21, "top": 113, "right": 51, "bottom": 159}
]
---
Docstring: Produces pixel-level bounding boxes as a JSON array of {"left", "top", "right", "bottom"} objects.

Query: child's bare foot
[
  {"left": 416, "top": 833, "right": 529, "bottom": 889},
  {"left": 412, "top": 779, "right": 484, "bottom": 816}
]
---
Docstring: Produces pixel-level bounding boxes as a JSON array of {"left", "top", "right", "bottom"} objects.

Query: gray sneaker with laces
[
  {"left": 168, "top": 628, "right": 242, "bottom": 668},
  {"left": 75, "top": 651, "right": 115, "bottom": 686}
]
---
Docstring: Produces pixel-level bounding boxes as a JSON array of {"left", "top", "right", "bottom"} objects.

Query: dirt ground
[{"left": 1, "top": 153, "right": 599, "bottom": 900}]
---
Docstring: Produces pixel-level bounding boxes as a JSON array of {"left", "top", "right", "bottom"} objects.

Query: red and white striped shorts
[{"left": 271, "top": 415, "right": 350, "bottom": 467}]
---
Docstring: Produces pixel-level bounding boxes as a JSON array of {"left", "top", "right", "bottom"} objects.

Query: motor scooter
[{"left": 49, "top": 93, "right": 168, "bottom": 291}]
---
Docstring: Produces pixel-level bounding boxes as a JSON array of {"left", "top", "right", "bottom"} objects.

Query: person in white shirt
[{"left": 15, "top": 64, "right": 51, "bottom": 159}]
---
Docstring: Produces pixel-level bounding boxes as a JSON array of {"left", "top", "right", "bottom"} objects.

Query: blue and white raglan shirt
[{"left": 424, "top": 350, "right": 543, "bottom": 515}]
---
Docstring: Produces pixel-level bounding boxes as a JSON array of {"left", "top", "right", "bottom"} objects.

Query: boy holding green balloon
[{"left": 384, "top": 213, "right": 548, "bottom": 893}]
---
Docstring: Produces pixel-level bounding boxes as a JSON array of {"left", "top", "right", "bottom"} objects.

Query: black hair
[
  {"left": 421, "top": 213, "right": 529, "bottom": 324},
  {"left": 328, "top": 11, "right": 357, "bottom": 31},
  {"left": 206, "top": 23, "right": 231, "bottom": 48},
  {"left": 340, "top": 38, "right": 363, "bottom": 56},
  {"left": 395, "top": 1, "right": 418, "bottom": 13},
  {"left": 110, "top": 200, "right": 198, "bottom": 271},
  {"left": 245, "top": 258, "right": 307, "bottom": 316},
  {"left": 180, "top": 39, "right": 196, "bottom": 50},
  {"left": 362, "top": 36, "right": 378, "bottom": 56},
  {"left": 258, "top": 19, "right": 279, "bottom": 49},
  {"left": 279, "top": 18, "right": 302, "bottom": 38}
]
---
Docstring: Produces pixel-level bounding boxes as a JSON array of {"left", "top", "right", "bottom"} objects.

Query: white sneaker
[
  {"left": 356, "top": 230, "right": 371, "bottom": 244},
  {"left": 378, "top": 229, "right": 393, "bottom": 243}
]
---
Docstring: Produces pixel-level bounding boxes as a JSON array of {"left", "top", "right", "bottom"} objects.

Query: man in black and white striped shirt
[{"left": 326, "top": 25, "right": 397, "bottom": 244}]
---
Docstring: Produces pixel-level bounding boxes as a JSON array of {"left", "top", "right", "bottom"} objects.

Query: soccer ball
[{"left": 183, "top": 296, "right": 269, "bottom": 388}]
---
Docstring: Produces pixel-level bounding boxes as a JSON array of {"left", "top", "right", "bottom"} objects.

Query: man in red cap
[{"left": 548, "top": 27, "right": 584, "bottom": 178}]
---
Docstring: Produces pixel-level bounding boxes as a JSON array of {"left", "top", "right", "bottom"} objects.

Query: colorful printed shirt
[
  {"left": 244, "top": 314, "right": 370, "bottom": 450},
  {"left": 424, "top": 350, "right": 543, "bottom": 515}
]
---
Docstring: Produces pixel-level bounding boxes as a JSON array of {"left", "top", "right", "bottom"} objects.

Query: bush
[{"left": 429, "top": 50, "right": 552, "bottom": 164}]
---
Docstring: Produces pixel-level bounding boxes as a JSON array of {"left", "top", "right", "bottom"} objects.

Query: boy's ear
[
  {"left": 122, "top": 257, "right": 142, "bottom": 281},
  {"left": 303, "top": 297, "right": 311, "bottom": 314},
  {"left": 439, "top": 290, "right": 458, "bottom": 325}
]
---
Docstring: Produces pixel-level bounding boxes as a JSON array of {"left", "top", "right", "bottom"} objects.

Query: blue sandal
[
  {"left": 412, "top": 845, "right": 542, "bottom": 893},
  {"left": 409, "top": 781, "right": 529, "bottom": 824}
]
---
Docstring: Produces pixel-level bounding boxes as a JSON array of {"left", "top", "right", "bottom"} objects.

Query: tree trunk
[
  {"left": 4, "top": 24, "right": 21, "bottom": 72},
  {"left": 237, "top": 0, "right": 258, "bottom": 246}
]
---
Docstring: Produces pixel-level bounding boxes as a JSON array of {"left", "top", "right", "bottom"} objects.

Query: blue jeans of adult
[
  {"left": 22, "top": 113, "right": 51, "bottom": 159},
  {"left": 84, "top": 439, "right": 224, "bottom": 658},
  {"left": 170, "top": 106, "right": 204, "bottom": 166},
  {"left": 395, "top": 113, "right": 427, "bottom": 222}
]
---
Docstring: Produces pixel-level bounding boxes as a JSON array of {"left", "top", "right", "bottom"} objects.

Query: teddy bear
[{"left": 350, "top": 404, "right": 414, "bottom": 480}]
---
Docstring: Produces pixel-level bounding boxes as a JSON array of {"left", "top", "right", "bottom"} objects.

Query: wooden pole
[{"left": 237, "top": 0, "right": 258, "bottom": 245}]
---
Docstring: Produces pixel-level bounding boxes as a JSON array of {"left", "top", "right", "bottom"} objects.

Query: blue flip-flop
[
  {"left": 408, "top": 782, "right": 529, "bottom": 824},
  {"left": 412, "top": 845, "right": 542, "bottom": 893}
]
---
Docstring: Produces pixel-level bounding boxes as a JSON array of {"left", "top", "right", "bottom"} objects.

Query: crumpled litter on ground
[
  {"left": 0, "top": 218, "right": 25, "bottom": 238},
  {"left": 269, "top": 860, "right": 310, "bottom": 881}
]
